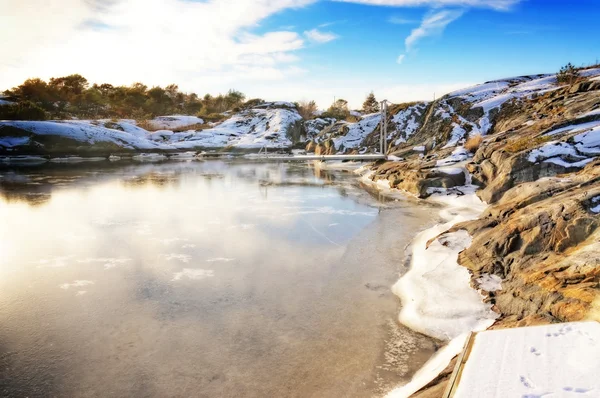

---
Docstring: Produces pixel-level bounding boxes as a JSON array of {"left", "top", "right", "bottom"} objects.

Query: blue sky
[{"left": 1, "top": 0, "right": 599, "bottom": 108}]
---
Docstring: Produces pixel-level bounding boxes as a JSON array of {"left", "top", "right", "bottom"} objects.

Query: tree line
[
  {"left": 1, "top": 74, "right": 248, "bottom": 121},
  {"left": 1, "top": 73, "right": 384, "bottom": 123}
]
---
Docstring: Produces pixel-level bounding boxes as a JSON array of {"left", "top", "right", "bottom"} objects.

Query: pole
[{"left": 380, "top": 100, "right": 388, "bottom": 154}]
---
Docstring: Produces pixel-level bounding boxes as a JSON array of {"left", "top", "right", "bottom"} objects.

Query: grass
[
  {"left": 505, "top": 135, "right": 552, "bottom": 153},
  {"left": 465, "top": 134, "right": 483, "bottom": 153}
]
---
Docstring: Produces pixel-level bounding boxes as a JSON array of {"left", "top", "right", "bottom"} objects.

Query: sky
[{"left": 1, "top": 0, "right": 599, "bottom": 109}]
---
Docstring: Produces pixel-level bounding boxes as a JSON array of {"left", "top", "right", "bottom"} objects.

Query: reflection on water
[{"left": 0, "top": 160, "right": 438, "bottom": 397}]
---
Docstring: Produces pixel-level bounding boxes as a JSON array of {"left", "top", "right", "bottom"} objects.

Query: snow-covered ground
[
  {"left": 147, "top": 115, "right": 205, "bottom": 130},
  {"left": 173, "top": 107, "right": 301, "bottom": 149},
  {"left": 333, "top": 112, "right": 382, "bottom": 151},
  {"left": 304, "top": 117, "right": 336, "bottom": 138},
  {"left": 454, "top": 322, "right": 600, "bottom": 397},
  {"left": 389, "top": 103, "right": 427, "bottom": 145}
]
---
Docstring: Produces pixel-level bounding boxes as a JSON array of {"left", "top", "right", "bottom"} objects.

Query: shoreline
[{"left": 354, "top": 162, "right": 499, "bottom": 397}]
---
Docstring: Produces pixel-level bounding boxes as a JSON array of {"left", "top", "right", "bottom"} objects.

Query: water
[{"left": 0, "top": 160, "right": 439, "bottom": 397}]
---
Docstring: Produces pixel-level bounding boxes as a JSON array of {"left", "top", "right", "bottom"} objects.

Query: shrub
[
  {"left": 0, "top": 101, "right": 48, "bottom": 120},
  {"left": 297, "top": 100, "right": 318, "bottom": 119},
  {"left": 243, "top": 98, "right": 264, "bottom": 109},
  {"left": 203, "top": 113, "right": 229, "bottom": 123},
  {"left": 557, "top": 63, "right": 580, "bottom": 85},
  {"left": 464, "top": 134, "right": 483, "bottom": 153}
]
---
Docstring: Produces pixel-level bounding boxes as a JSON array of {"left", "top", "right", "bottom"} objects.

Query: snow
[
  {"left": 176, "top": 107, "right": 301, "bottom": 149},
  {"left": 454, "top": 322, "right": 600, "bottom": 398},
  {"left": 578, "top": 108, "right": 600, "bottom": 118},
  {"left": 412, "top": 145, "right": 425, "bottom": 152},
  {"left": 590, "top": 196, "right": 600, "bottom": 213},
  {"left": 147, "top": 115, "right": 204, "bottom": 130},
  {"left": 476, "top": 274, "right": 502, "bottom": 292},
  {"left": 436, "top": 147, "right": 469, "bottom": 167},
  {"left": 546, "top": 119, "right": 600, "bottom": 136},
  {"left": 332, "top": 112, "right": 381, "bottom": 151},
  {"left": 349, "top": 110, "right": 362, "bottom": 117},
  {"left": 529, "top": 126, "right": 600, "bottom": 168},
  {"left": 304, "top": 118, "right": 335, "bottom": 137},
  {"left": 386, "top": 336, "right": 469, "bottom": 398},
  {"left": 390, "top": 104, "right": 426, "bottom": 143},
  {"left": 579, "top": 67, "right": 600, "bottom": 78}
]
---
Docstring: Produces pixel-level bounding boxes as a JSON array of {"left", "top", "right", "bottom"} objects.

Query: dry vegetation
[
  {"left": 464, "top": 134, "right": 483, "bottom": 153},
  {"left": 505, "top": 135, "right": 552, "bottom": 153}
]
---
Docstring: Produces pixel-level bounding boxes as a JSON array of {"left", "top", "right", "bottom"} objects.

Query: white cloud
[
  {"left": 304, "top": 28, "right": 339, "bottom": 43},
  {"left": 397, "top": 54, "right": 406, "bottom": 64},
  {"left": 405, "top": 9, "right": 464, "bottom": 51},
  {"left": 333, "top": 0, "right": 520, "bottom": 10},
  {"left": 0, "top": 0, "right": 316, "bottom": 92}
]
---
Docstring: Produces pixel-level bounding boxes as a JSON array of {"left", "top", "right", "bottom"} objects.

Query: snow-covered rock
[
  {"left": 304, "top": 118, "right": 336, "bottom": 138},
  {"left": 0, "top": 120, "right": 171, "bottom": 154},
  {"left": 172, "top": 106, "right": 302, "bottom": 149},
  {"left": 147, "top": 115, "right": 205, "bottom": 130}
]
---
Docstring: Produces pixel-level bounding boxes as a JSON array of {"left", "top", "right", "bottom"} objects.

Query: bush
[
  {"left": 0, "top": 101, "right": 48, "bottom": 120},
  {"left": 464, "top": 134, "right": 483, "bottom": 153},
  {"left": 243, "top": 98, "right": 264, "bottom": 109},
  {"left": 203, "top": 113, "right": 229, "bottom": 123},
  {"left": 557, "top": 63, "right": 580, "bottom": 85},
  {"left": 297, "top": 100, "right": 318, "bottom": 119}
]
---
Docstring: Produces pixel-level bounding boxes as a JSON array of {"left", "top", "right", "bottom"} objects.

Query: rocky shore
[{"left": 361, "top": 70, "right": 600, "bottom": 396}]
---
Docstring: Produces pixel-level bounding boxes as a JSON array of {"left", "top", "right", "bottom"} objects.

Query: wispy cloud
[
  {"left": 395, "top": 9, "right": 463, "bottom": 63},
  {"left": 332, "top": 0, "right": 520, "bottom": 11},
  {"left": 304, "top": 28, "right": 339, "bottom": 43},
  {"left": 405, "top": 9, "right": 464, "bottom": 51},
  {"left": 388, "top": 16, "right": 419, "bottom": 24},
  {"left": 318, "top": 20, "right": 347, "bottom": 28}
]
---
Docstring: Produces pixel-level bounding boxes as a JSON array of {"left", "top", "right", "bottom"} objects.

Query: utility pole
[{"left": 380, "top": 100, "right": 388, "bottom": 155}]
